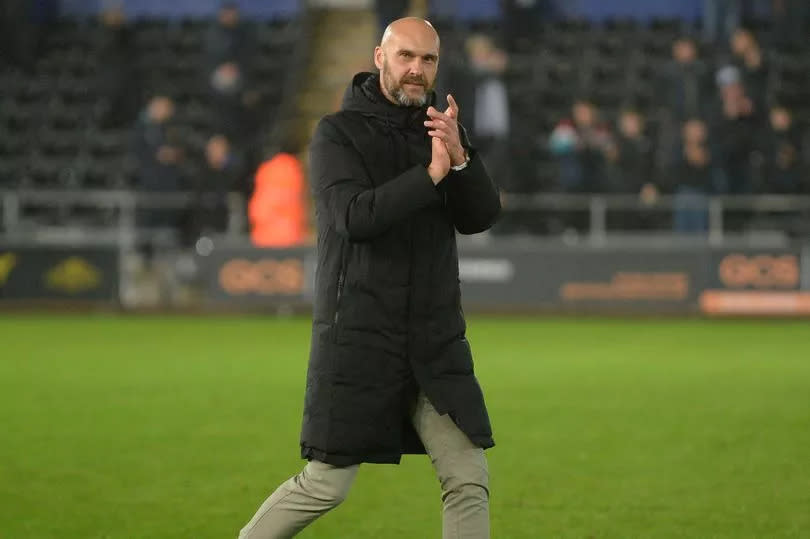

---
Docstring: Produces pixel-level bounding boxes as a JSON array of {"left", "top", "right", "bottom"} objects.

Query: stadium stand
[
  {"left": 0, "top": 10, "right": 304, "bottom": 237},
  {"left": 430, "top": 12, "right": 810, "bottom": 236},
  {"left": 1, "top": 2, "right": 809, "bottom": 243}
]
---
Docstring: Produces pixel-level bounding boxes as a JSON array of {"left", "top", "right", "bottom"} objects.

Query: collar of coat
[{"left": 341, "top": 72, "right": 437, "bottom": 131}]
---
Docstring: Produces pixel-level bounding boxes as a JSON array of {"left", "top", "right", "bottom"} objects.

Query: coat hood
[{"left": 341, "top": 72, "right": 436, "bottom": 130}]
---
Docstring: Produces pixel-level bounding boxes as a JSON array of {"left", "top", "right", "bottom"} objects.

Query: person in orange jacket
[{"left": 248, "top": 143, "right": 308, "bottom": 247}]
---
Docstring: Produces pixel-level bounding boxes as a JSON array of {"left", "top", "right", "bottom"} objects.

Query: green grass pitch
[{"left": 1, "top": 315, "right": 809, "bottom": 538}]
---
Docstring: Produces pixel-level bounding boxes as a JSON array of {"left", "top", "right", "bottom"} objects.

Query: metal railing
[
  {"left": 499, "top": 193, "right": 810, "bottom": 245},
  {"left": 1, "top": 189, "right": 809, "bottom": 247},
  {"left": 0, "top": 189, "right": 246, "bottom": 246}
]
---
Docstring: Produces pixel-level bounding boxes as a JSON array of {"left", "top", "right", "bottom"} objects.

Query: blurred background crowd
[
  {"left": 431, "top": 0, "right": 810, "bottom": 235},
  {"left": 1, "top": 0, "right": 809, "bottom": 249}
]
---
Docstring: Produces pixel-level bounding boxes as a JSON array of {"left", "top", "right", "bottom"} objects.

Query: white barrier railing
[
  {"left": 0, "top": 189, "right": 247, "bottom": 246},
  {"left": 1, "top": 189, "right": 809, "bottom": 246}
]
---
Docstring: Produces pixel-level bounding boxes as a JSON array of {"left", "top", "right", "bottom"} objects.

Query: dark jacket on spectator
[
  {"left": 191, "top": 154, "right": 243, "bottom": 236},
  {"left": 669, "top": 152, "right": 714, "bottom": 193},
  {"left": 98, "top": 24, "right": 140, "bottom": 127},
  {"left": 609, "top": 133, "right": 654, "bottom": 193},
  {"left": 710, "top": 106, "right": 762, "bottom": 193},
  {"left": 205, "top": 21, "right": 252, "bottom": 70},
  {"left": 758, "top": 125, "right": 805, "bottom": 193},
  {"left": 301, "top": 72, "right": 500, "bottom": 466},
  {"left": 733, "top": 58, "right": 769, "bottom": 113},
  {"left": 659, "top": 59, "right": 710, "bottom": 121},
  {"left": 134, "top": 117, "right": 181, "bottom": 192}
]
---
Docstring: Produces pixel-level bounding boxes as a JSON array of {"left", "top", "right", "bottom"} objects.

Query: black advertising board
[
  {"left": 197, "top": 243, "right": 810, "bottom": 315},
  {"left": 0, "top": 246, "right": 118, "bottom": 302},
  {"left": 458, "top": 246, "right": 709, "bottom": 312}
]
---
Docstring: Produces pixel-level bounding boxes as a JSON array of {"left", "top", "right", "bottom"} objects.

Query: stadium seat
[
  {"left": 15, "top": 81, "right": 51, "bottom": 106},
  {"left": 2, "top": 106, "right": 36, "bottom": 132},
  {"left": 46, "top": 108, "right": 85, "bottom": 132},
  {"left": 86, "top": 129, "right": 129, "bottom": 157},
  {"left": 543, "top": 60, "right": 579, "bottom": 88},
  {"left": 26, "top": 157, "right": 73, "bottom": 188},
  {"left": 0, "top": 159, "right": 24, "bottom": 188},
  {"left": 602, "top": 17, "right": 640, "bottom": 35}
]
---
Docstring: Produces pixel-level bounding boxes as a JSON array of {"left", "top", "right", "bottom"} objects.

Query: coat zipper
[{"left": 334, "top": 267, "right": 345, "bottom": 325}]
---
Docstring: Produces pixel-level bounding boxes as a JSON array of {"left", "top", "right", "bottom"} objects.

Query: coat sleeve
[
  {"left": 442, "top": 150, "right": 502, "bottom": 234},
  {"left": 309, "top": 117, "right": 442, "bottom": 242}
]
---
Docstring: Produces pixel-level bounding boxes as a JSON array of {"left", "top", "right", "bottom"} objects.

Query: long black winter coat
[{"left": 300, "top": 72, "right": 501, "bottom": 466}]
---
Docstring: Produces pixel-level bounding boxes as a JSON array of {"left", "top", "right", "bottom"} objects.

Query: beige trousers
[{"left": 238, "top": 392, "right": 490, "bottom": 539}]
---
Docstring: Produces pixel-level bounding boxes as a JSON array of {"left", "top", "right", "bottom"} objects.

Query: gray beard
[{"left": 393, "top": 87, "right": 427, "bottom": 107}]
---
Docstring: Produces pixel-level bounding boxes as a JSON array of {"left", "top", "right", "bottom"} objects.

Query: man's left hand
[{"left": 425, "top": 94, "right": 466, "bottom": 166}]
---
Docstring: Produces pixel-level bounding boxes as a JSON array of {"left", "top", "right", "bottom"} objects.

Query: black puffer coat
[{"left": 300, "top": 72, "right": 500, "bottom": 466}]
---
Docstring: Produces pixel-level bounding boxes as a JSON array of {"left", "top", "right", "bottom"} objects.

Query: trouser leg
[
  {"left": 411, "top": 392, "right": 490, "bottom": 539},
  {"left": 238, "top": 460, "right": 359, "bottom": 539}
]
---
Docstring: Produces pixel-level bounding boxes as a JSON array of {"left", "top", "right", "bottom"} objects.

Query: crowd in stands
[
  {"left": 436, "top": 0, "right": 810, "bottom": 234},
  {"left": 1, "top": 1, "right": 305, "bottom": 247},
  {"left": 128, "top": 2, "right": 287, "bottom": 244},
  {"left": 2, "top": 1, "right": 810, "bottom": 241}
]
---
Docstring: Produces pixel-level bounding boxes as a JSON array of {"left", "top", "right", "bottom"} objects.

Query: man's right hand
[{"left": 427, "top": 136, "right": 451, "bottom": 185}]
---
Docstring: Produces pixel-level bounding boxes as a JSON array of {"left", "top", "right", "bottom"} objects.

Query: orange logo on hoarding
[
  {"left": 561, "top": 272, "right": 689, "bottom": 301},
  {"left": 718, "top": 254, "right": 799, "bottom": 289},
  {"left": 218, "top": 258, "right": 304, "bottom": 295}
]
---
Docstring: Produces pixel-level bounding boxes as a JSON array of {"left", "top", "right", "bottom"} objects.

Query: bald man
[{"left": 238, "top": 18, "right": 500, "bottom": 539}]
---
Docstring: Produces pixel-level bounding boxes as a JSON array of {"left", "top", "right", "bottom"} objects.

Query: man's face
[
  {"left": 206, "top": 136, "right": 229, "bottom": 168},
  {"left": 770, "top": 108, "right": 791, "bottom": 131},
  {"left": 572, "top": 102, "right": 595, "bottom": 128},
  {"left": 731, "top": 30, "right": 753, "bottom": 55},
  {"left": 673, "top": 40, "right": 696, "bottom": 64},
  {"left": 375, "top": 23, "right": 439, "bottom": 107},
  {"left": 150, "top": 97, "right": 174, "bottom": 124},
  {"left": 683, "top": 119, "right": 707, "bottom": 144},
  {"left": 620, "top": 112, "right": 642, "bottom": 138},
  {"left": 219, "top": 7, "right": 239, "bottom": 28}
]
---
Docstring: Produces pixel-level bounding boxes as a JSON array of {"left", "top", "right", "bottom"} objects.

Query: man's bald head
[
  {"left": 374, "top": 17, "right": 441, "bottom": 106},
  {"left": 380, "top": 17, "right": 440, "bottom": 49}
]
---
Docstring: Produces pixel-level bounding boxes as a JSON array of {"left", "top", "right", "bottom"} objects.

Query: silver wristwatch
[{"left": 450, "top": 153, "right": 470, "bottom": 172}]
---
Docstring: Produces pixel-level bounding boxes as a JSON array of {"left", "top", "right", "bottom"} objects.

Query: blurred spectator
[
  {"left": 729, "top": 28, "right": 768, "bottom": 111},
  {"left": 464, "top": 35, "right": 511, "bottom": 188},
  {"left": 772, "top": 0, "right": 810, "bottom": 48},
  {"left": 756, "top": 105, "right": 806, "bottom": 193},
  {"left": 549, "top": 99, "right": 613, "bottom": 192},
  {"left": 607, "top": 109, "right": 655, "bottom": 194},
  {"left": 703, "top": 0, "right": 741, "bottom": 45},
  {"left": 133, "top": 96, "right": 184, "bottom": 228},
  {"left": 205, "top": 1, "right": 252, "bottom": 70},
  {"left": 503, "top": 0, "right": 543, "bottom": 52},
  {"left": 0, "top": 0, "right": 42, "bottom": 71},
  {"left": 604, "top": 109, "right": 662, "bottom": 230},
  {"left": 682, "top": 117, "right": 710, "bottom": 149},
  {"left": 374, "top": 0, "right": 409, "bottom": 38},
  {"left": 249, "top": 145, "right": 308, "bottom": 248},
  {"left": 710, "top": 67, "right": 761, "bottom": 193},
  {"left": 672, "top": 140, "right": 713, "bottom": 234},
  {"left": 189, "top": 135, "right": 243, "bottom": 240},
  {"left": 97, "top": 6, "right": 140, "bottom": 128},
  {"left": 209, "top": 62, "right": 260, "bottom": 146},
  {"left": 660, "top": 37, "right": 710, "bottom": 122}
]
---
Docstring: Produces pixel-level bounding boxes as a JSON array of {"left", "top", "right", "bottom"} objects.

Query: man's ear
[{"left": 374, "top": 46, "right": 384, "bottom": 70}]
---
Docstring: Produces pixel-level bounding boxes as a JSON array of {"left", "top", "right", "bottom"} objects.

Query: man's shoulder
[
  {"left": 319, "top": 110, "right": 366, "bottom": 128},
  {"left": 315, "top": 111, "right": 369, "bottom": 142}
]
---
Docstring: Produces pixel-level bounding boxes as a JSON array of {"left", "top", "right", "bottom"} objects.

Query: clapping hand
[{"left": 425, "top": 94, "right": 466, "bottom": 166}]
